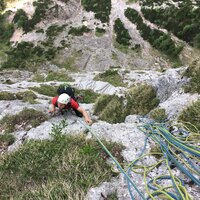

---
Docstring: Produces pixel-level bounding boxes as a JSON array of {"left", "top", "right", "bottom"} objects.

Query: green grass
[
  {"left": 0, "top": 133, "right": 15, "bottom": 149},
  {"left": 0, "top": 121, "right": 124, "bottom": 199},
  {"left": 46, "top": 72, "right": 74, "bottom": 82},
  {"left": 75, "top": 89, "right": 100, "bottom": 103},
  {"left": 94, "top": 95, "right": 126, "bottom": 123},
  {"left": 149, "top": 108, "right": 167, "bottom": 122},
  {"left": 32, "top": 71, "right": 74, "bottom": 82},
  {"left": 184, "top": 60, "right": 200, "bottom": 94},
  {"left": 0, "top": 108, "right": 47, "bottom": 133},
  {"left": 95, "top": 27, "right": 106, "bottom": 37},
  {"left": 53, "top": 51, "right": 82, "bottom": 72},
  {"left": 30, "top": 85, "right": 57, "bottom": 97},
  {"left": 126, "top": 84, "right": 159, "bottom": 115},
  {"left": 178, "top": 98, "right": 200, "bottom": 131},
  {"left": 68, "top": 25, "right": 91, "bottom": 36},
  {"left": 81, "top": 0, "right": 111, "bottom": 23},
  {"left": 94, "top": 69, "right": 126, "bottom": 87},
  {"left": 93, "top": 84, "right": 159, "bottom": 123},
  {"left": 0, "top": 91, "right": 38, "bottom": 104},
  {"left": 0, "top": 91, "right": 16, "bottom": 100}
]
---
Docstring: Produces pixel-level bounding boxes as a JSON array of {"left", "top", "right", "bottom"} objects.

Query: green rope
[{"left": 78, "top": 119, "right": 146, "bottom": 200}]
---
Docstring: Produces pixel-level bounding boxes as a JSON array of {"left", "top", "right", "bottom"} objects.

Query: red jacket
[{"left": 52, "top": 96, "right": 79, "bottom": 110}]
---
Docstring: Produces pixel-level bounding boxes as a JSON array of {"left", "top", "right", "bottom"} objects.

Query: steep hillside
[{"left": 1, "top": 0, "right": 199, "bottom": 71}]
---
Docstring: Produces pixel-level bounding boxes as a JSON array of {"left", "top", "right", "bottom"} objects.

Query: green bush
[
  {"left": 0, "top": 133, "right": 15, "bottom": 148},
  {"left": 0, "top": 12, "right": 14, "bottom": 42},
  {"left": 94, "top": 95, "right": 126, "bottom": 123},
  {"left": 125, "top": 8, "right": 183, "bottom": 59},
  {"left": 93, "top": 84, "right": 159, "bottom": 123},
  {"left": 149, "top": 108, "right": 167, "bottom": 122},
  {"left": 46, "top": 25, "right": 66, "bottom": 38},
  {"left": 126, "top": 84, "right": 159, "bottom": 115},
  {"left": 178, "top": 99, "right": 200, "bottom": 131},
  {"left": 1, "top": 41, "right": 58, "bottom": 69},
  {"left": 114, "top": 18, "right": 131, "bottom": 46},
  {"left": 81, "top": 0, "right": 111, "bottom": 23},
  {"left": 0, "top": 108, "right": 47, "bottom": 133},
  {"left": 13, "top": 9, "right": 29, "bottom": 31},
  {"left": 24, "top": 0, "right": 53, "bottom": 32},
  {"left": 94, "top": 69, "right": 126, "bottom": 87},
  {"left": 95, "top": 27, "right": 106, "bottom": 37},
  {"left": 68, "top": 25, "right": 91, "bottom": 36},
  {"left": 184, "top": 60, "right": 200, "bottom": 94},
  {"left": 0, "top": 0, "right": 6, "bottom": 12},
  {"left": 140, "top": 1, "right": 200, "bottom": 48},
  {"left": 75, "top": 89, "right": 100, "bottom": 103}
]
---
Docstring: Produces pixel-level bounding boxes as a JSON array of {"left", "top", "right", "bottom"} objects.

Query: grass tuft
[
  {"left": 184, "top": 60, "right": 200, "bottom": 94},
  {"left": 149, "top": 108, "right": 167, "bottom": 122},
  {"left": 126, "top": 84, "right": 159, "bottom": 115},
  {"left": 0, "top": 121, "right": 124, "bottom": 199},
  {"left": 94, "top": 95, "right": 126, "bottom": 123},
  {"left": 32, "top": 71, "right": 74, "bottom": 82},
  {"left": 178, "top": 99, "right": 200, "bottom": 131},
  {"left": 0, "top": 108, "right": 47, "bottom": 133},
  {"left": 0, "top": 134, "right": 15, "bottom": 149},
  {"left": 75, "top": 89, "right": 100, "bottom": 103},
  {"left": 94, "top": 69, "right": 126, "bottom": 87},
  {"left": 30, "top": 85, "right": 57, "bottom": 97},
  {"left": 0, "top": 91, "right": 38, "bottom": 104}
]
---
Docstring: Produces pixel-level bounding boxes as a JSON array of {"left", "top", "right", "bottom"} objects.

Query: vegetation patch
[
  {"left": 68, "top": 25, "right": 91, "bottom": 36},
  {"left": 95, "top": 27, "right": 106, "bottom": 37},
  {"left": 46, "top": 24, "right": 66, "bottom": 38},
  {"left": 126, "top": 84, "right": 159, "bottom": 115},
  {"left": 0, "top": 122, "right": 124, "bottom": 199},
  {"left": 94, "top": 69, "right": 126, "bottom": 87},
  {"left": 1, "top": 42, "right": 47, "bottom": 69},
  {"left": 0, "top": 108, "right": 47, "bottom": 133},
  {"left": 53, "top": 51, "right": 82, "bottom": 71},
  {"left": 32, "top": 71, "right": 74, "bottom": 82},
  {"left": 94, "top": 95, "right": 126, "bottom": 123},
  {"left": 81, "top": 0, "right": 111, "bottom": 23},
  {"left": 149, "top": 108, "right": 167, "bottom": 122},
  {"left": 178, "top": 99, "right": 200, "bottom": 131},
  {"left": 114, "top": 18, "right": 131, "bottom": 47},
  {"left": 13, "top": 0, "right": 53, "bottom": 33},
  {"left": 184, "top": 60, "right": 200, "bottom": 94},
  {"left": 0, "top": 0, "right": 6, "bottom": 12},
  {"left": 0, "top": 11, "right": 14, "bottom": 43},
  {"left": 93, "top": 84, "right": 159, "bottom": 123},
  {"left": 125, "top": 8, "right": 183, "bottom": 59},
  {"left": 0, "top": 133, "right": 15, "bottom": 150},
  {"left": 75, "top": 89, "right": 100, "bottom": 103},
  {"left": 0, "top": 91, "right": 37, "bottom": 104},
  {"left": 30, "top": 85, "right": 57, "bottom": 97},
  {"left": 13, "top": 9, "right": 29, "bottom": 30},
  {"left": 140, "top": 1, "right": 200, "bottom": 48}
]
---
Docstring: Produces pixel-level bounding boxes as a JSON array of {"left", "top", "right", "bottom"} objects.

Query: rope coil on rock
[{"left": 78, "top": 119, "right": 199, "bottom": 200}]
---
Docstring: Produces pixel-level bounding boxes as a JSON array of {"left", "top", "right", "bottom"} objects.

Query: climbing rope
[
  {"left": 78, "top": 119, "right": 146, "bottom": 200},
  {"left": 78, "top": 119, "right": 200, "bottom": 200}
]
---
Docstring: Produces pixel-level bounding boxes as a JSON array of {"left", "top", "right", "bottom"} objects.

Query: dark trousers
[
  {"left": 73, "top": 108, "right": 83, "bottom": 117},
  {"left": 60, "top": 108, "right": 83, "bottom": 117}
]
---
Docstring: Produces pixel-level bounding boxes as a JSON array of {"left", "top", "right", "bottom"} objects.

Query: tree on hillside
[{"left": 0, "top": 0, "right": 6, "bottom": 12}]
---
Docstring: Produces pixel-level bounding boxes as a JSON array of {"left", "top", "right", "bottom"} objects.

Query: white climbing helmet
[{"left": 57, "top": 93, "right": 70, "bottom": 104}]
